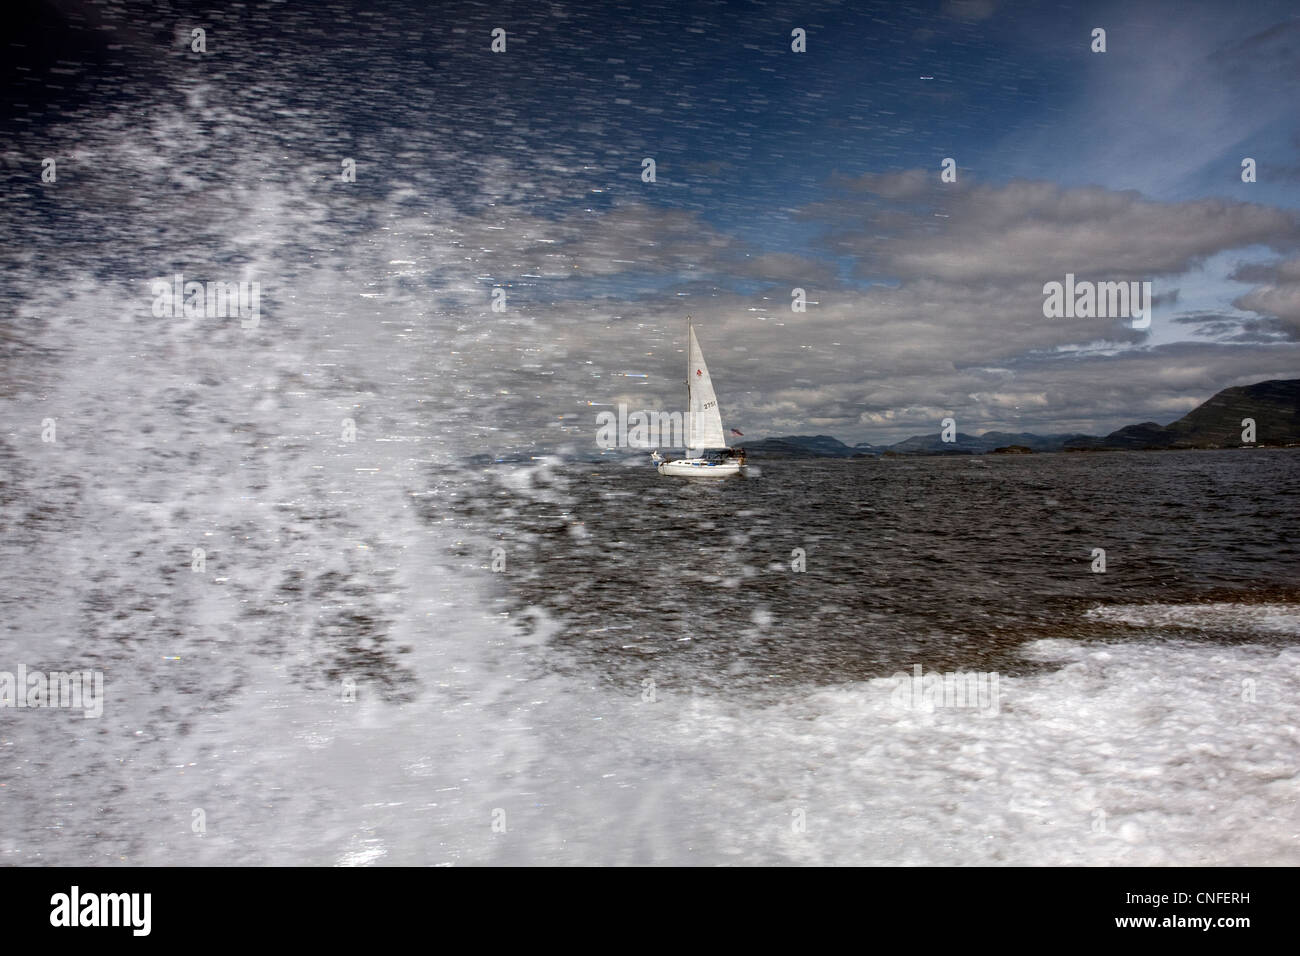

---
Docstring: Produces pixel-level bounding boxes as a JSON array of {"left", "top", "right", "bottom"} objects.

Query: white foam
[
  {"left": 139, "top": 632, "right": 1300, "bottom": 865},
  {"left": 1085, "top": 602, "right": 1300, "bottom": 635}
]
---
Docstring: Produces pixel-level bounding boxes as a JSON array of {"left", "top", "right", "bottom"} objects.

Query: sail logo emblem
[{"left": 696, "top": 369, "right": 702, "bottom": 376}]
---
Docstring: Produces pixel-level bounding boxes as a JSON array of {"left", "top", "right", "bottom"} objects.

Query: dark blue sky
[{"left": 4, "top": 0, "right": 1298, "bottom": 444}]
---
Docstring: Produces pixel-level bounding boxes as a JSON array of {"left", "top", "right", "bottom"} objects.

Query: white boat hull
[{"left": 656, "top": 457, "right": 743, "bottom": 478}]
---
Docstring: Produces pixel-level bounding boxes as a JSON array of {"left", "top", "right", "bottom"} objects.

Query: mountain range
[{"left": 740, "top": 379, "right": 1300, "bottom": 458}]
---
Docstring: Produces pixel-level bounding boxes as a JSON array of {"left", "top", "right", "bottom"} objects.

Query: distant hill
[
  {"left": 885, "top": 432, "right": 982, "bottom": 455},
  {"left": 746, "top": 429, "right": 1098, "bottom": 458},
  {"left": 1064, "top": 379, "right": 1300, "bottom": 450},
  {"left": 975, "top": 431, "right": 1096, "bottom": 452},
  {"left": 741, "top": 435, "right": 864, "bottom": 458},
  {"left": 741, "top": 379, "right": 1300, "bottom": 458}
]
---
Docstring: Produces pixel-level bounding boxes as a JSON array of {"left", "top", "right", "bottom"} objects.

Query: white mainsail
[{"left": 685, "top": 322, "right": 727, "bottom": 451}]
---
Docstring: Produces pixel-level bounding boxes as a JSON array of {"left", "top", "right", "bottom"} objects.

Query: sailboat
[{"left": 651, "top": 317, "right": 745, "bottom": 477}]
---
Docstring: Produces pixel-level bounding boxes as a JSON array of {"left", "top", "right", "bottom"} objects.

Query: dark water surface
[{"left": 464, "top": 450, "right": 1300, "bottom": 691}]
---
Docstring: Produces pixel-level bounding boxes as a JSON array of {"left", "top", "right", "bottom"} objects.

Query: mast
[{"left": 685, "top": 315, "right": 692, "bottom": 453}]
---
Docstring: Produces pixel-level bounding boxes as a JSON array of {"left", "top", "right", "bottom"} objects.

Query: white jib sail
[{"left": 686, "top": 323, "right": 727, "bottom": 452}]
